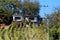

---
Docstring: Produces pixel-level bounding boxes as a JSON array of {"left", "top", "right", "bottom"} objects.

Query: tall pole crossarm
[{"left": 40, "top": 5, "right": 48, "bottom": 7}]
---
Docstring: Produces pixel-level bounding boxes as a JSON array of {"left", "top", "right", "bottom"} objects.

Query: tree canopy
[
  {"left": 0, "top": 0, "right": 40, "bottom": 17},
  {"left": 44, "top": 8, "right": 60, "bottom": 28}
]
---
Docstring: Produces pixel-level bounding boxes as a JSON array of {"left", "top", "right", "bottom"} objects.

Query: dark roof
[
  {"left": 13, "top": 13, "right": 40, "bottom": 18},
  {"left": 23, "top": 15, "right": 38, "bottom": 17},
  {"left": 13, "top": 13, "right": 39, "bottom": 17},
  {"left": 13, "top": 13, "right": 23, "bottom": 16}
]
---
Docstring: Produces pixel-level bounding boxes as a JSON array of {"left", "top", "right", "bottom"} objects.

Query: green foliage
[
  {"left": 0, "top": 0, "right": 39, "bottom": 16},
  {"left": 44, "top": 9, "right": 60, "bottom": 40},
  {"left": 23, "top": 1, "right": 39, "bottom": 15},
  {"left": 45, "top": 12, "right": 60, "bottom": 27}
]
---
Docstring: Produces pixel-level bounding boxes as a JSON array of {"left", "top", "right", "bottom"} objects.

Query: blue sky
[{"left": 39, "top": 0, "right": 60, "bottom": 18}]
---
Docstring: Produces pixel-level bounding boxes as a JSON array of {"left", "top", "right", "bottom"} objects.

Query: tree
[
  {"left": 0, "top": 0, "right": 39, "bottom": 16},
  {"left": 43, "top": 8, "right": 60, "bottom": 40},
  {"left": 23, "top": 0, "right": 39, "bottom": 15},
  {"left": 43, "top": 8, "right": 60, "bottom": 27}
]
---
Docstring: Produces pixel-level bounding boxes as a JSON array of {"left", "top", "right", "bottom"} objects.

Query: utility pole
[
  {"left": 42, "top": 17, "right": 49, "bottom": 40},
  {"left": 46, "top": 18, "right": 49, "bottom": 40},
  {"left": 40, "top": 5, "right": 49, "bottom": 40}
]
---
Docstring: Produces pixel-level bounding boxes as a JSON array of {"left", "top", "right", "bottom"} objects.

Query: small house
[{"left": 13, "top": 13, "right": 43, "bottom": 26}]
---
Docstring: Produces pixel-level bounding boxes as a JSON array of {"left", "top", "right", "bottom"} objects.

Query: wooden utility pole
[
  {"left": 40, "top": 5, "right": 49, "bottom": 40},
  {"left": 42, "top": 17, "right": 49, "bottom": 40}
]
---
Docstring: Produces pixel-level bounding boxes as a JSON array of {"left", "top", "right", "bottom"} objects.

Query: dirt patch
[{"left": 0, "top": 24, "right": 9, "bottom": 29}]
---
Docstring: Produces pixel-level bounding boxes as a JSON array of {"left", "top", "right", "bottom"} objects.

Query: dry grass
[{"left": 0, "top": 23, "right": 48, "bottom": 40}]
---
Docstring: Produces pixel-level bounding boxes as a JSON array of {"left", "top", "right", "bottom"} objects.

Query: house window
[
  {"left": 15, "top": 17, "right": 21, "bottom": 20},
  {"left": 29, "top": 17, "right": 34, "bottom": 20}
]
